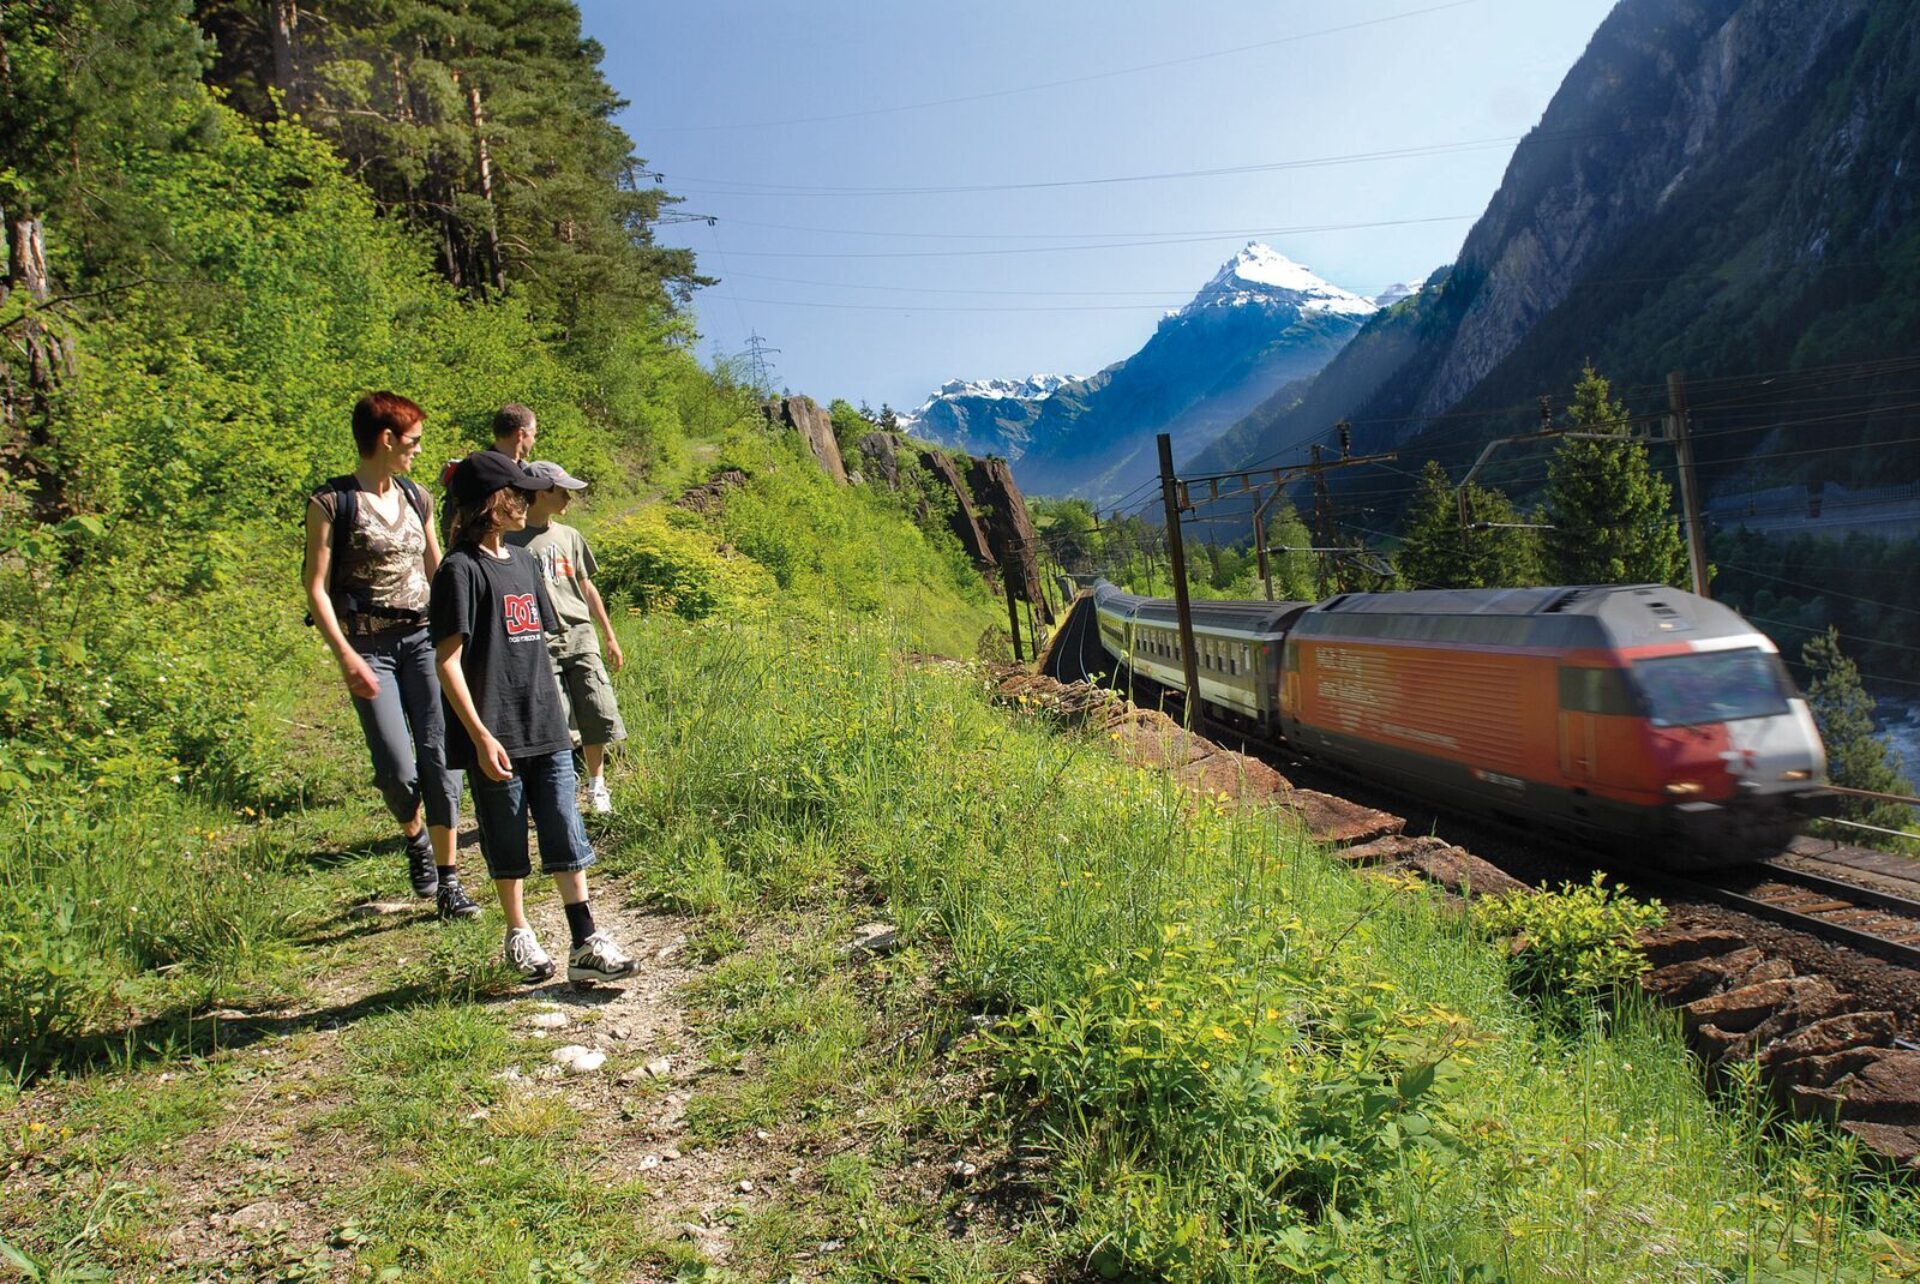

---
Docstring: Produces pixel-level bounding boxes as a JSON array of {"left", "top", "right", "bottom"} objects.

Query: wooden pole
[{"left": 1158, "top": 434, "right": 1202, "bottom": 727}]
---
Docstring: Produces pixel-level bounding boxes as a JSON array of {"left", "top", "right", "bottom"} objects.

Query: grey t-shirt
[{"left": 505, "top": 520, "right": 597, "bottom": 631}]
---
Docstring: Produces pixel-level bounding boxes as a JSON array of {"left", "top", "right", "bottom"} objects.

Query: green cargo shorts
[{"left": 548, "top": 623, "right": 627, "bottom": 749}]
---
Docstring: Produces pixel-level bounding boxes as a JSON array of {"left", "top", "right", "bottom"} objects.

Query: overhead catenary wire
[{"left": 648, "top": 0, "right": 1482, "bottom": 133}]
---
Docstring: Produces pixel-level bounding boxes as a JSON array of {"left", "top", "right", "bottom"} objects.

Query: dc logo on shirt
[{"left": 503, "top": 593, "right": 542, "bottom": 635}]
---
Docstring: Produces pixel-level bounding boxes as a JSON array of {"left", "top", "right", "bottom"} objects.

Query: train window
[
  {"left": 1557, "top": 667, "right": 1638, "bottom": 716},
  {"left": 1631, "top": 649, "right": 1793, "bottom": 727}
]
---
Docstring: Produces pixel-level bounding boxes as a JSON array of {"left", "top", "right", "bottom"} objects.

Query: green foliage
[
  {"left": 1543, "top": 367, "right": 1687, "bottom": 587},
  {"left": 591, "top": 506, "right": 778, "bottom": 620},
  {"left": 1396, "top": 459, "right": 1546, "bottom": 590},
  {"left": 0, "top": 885, "right": 115, "bottom": 1072},
  {"left": 1713, "top": 528, "right": 1920, "bottom": 686},
  {"left": 1474, "top": 875, "right": 1665, "bottom": 1000},
  {"left": 1802, "top": 627, "right": 1917, "bottom": 836},
  {"left": 827, "top": 397, "right": 875, "bottom": 457}
]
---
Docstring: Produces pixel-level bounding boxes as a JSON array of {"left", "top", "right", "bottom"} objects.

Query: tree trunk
[
  {"left": 267, "top": 0, "right": 299, "bottom": 112},
  {"left": 463, "top": 77, "right": 507, "bottom": 291},
  {"left": 9, "top": 213, "right": 51, "bottom": 303}
]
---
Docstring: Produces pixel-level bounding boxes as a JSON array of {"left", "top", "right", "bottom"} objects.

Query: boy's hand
[
  {"left": 476, "top": 731, "right": 514, "bottom": 782},
  {"left": 606, "top": 636, "right": 625, "bottom": 673},
  {"left": 342, "top": 653, "right": 380, "bottom": 700}
]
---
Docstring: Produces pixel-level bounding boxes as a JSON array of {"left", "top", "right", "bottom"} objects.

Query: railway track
[{"left": 1671, "top": 861, "right": 1920, "bottom": 970}]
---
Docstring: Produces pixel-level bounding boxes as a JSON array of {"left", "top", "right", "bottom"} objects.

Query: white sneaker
[
  {"left": 567, "top": 932, "right": 637, "bottom": 986},
  {"left": 587, "top": 777, "right": 613, "bottom": 815},
  {"left": 504, "top": 927, "right": 555, "bottom": 984}
]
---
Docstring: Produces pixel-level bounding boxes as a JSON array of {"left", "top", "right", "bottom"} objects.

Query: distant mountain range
[
  {"left": 1191, "top": 0, "right": 1920, "bottom": 503},
  {"left": 903, "top": 244, "right": 1396, "bottom": 503}
]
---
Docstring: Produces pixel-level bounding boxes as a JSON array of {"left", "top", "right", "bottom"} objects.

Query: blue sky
[{"left": 578, "top": 0, "right": 1619, "bottom": 413}]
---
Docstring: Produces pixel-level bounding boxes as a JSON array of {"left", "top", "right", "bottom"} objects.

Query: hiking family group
[{"left": 301, "top": 392, "right": 635, "bottom": 987}]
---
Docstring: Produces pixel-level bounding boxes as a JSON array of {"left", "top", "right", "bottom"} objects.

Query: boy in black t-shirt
[{"left": 430, "top": 452, "right": 637, "bottom": 986}]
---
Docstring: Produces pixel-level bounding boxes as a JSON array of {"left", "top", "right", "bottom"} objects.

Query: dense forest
[{"left": 0, "top": 1, "right": 739, "bottom": 803}]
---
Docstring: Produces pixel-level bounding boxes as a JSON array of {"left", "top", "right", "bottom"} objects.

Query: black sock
[
  {"left": 436, "top": 864, "right": 457, "bottom": 886},
  {"left": 406, "top": 829, "right": 430, "bottom": 854},
  {"left": 564, "top": 900, "right": 596, "bottom": 948}
]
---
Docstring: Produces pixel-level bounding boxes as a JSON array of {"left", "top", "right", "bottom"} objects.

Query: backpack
[{"left": 304, "top": 474, "right": 432, "bottom": 624}]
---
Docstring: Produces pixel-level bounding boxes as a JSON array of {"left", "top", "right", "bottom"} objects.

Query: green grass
[
  {"left": 8, "top": 549, "right": 1920, "bottom": 1279},
  {"left": 600, "top": 612, "right": 1920, "bottom": 1282}
]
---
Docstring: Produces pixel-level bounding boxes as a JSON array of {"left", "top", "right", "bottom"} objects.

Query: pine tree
[
  {"left": 1543, "top": 366, "right": 1687, "bottom": 587},
  {"left": 1802, "top": 628, "right": 1916, "bottom": 836},
  {"left": 1262, "top": 499, "right": 1318, "bottom": 600},
  {"left": 1396, "top": 460, "right": 1545, "bottom": 590}
]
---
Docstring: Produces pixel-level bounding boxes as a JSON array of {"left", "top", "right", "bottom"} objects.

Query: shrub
[
  {"left": 1473, "top": 873, "right": 1664, "bottom": 999},
  {"left": 0, "top": 885, "right": 117, "bottom": 1076},
  {"left": 591, "top": 507, "right": 777, "bottom": 620}
]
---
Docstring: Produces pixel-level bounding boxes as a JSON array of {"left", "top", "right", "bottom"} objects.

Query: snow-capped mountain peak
[
  {"left": 1177, "top": 242, "right": 1377, "bottom": 319},
  {"left": 897, "top": 372, "right": 1079, "bottom": 432},
  {"left": 1373, "top": 281, "right": 1424, "bottom": 308}
]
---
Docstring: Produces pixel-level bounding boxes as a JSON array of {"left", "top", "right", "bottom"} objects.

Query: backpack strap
[{"left": 396, "top": 475, "right": 431, "bottom": 531}]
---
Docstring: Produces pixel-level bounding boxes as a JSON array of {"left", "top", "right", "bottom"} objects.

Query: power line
[
  {"left": 650, "top": 1, "right": 1481, "bottom": 132},
  {"left": 670, "top": 127, "right": 1642, "bottom": 198},
  {"left": 699, "top": 216, "right": 1473, "bottom": 261}
]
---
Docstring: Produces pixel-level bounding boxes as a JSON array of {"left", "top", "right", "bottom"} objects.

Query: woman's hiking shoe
[
  {"left": 587, "top": 777, "right": 614, "bottom": 815},
  {"left": 567, "top": 932, "right": 637, "bottom": 986},
  {"left": 435, "top": 877, "right": 483, "bottom": 921},
  {"left": 504, "top": 927, "right": 556, "bottom": 984},
  {"left": 405, "top": 832, "right": 438, "bottom": 898}
]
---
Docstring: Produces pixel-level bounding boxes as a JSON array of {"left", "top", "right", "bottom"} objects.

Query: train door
[{"left": 1556, "top": 665, "right": 1637, "bottom": 790}]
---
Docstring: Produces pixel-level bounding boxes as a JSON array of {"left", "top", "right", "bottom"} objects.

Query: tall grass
[{"left": 603, "top": 612, "right": 1920, "bottom": 1282}]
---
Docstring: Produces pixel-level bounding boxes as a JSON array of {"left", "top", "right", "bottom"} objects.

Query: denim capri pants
[
  {"left": 469, "top": 748, "right": 597, "bottom": 881},
  {"left": 348, "top": 626, "right": 461, "bottom": 830}
]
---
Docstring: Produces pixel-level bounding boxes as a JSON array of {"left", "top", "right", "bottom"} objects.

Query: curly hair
[{"left": 448, "top": 486, "right": 528, "bottom": 549}]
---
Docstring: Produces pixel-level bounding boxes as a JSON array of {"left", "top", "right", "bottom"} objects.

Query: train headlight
[
  {"left": 1778, "top": 769, "right": 1811, "bottom": 781},
  {"left": 1664, "top": 781, "right": 1705, "bottom": 796}
]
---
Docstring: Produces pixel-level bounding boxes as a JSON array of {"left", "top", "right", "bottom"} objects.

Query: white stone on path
[{"left": 550, "top": 1044, "right": 606, "bottom": 1074}]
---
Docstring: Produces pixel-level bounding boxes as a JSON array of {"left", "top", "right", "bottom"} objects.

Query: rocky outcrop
[
  {"left": 761, "top": 396, "right": 847, "bottom": 485},
  {"left": 916, "top": 445, "right": 996, "bottom": 570},
  {"left": 1639, "top": 921, "right": 1920, "bottom": 1169},
  {"left": 674, "top": 469, "right": 748, "bottom": 515},
  {"left": 854, "top": 431, "right": 901, "bottom": 490},
  {"left": 965, "top": 456, "right": 1051, "bottom": 622}
]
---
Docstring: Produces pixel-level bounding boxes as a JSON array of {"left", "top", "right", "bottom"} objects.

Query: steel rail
[{"left": 1671, "top": 865, "right": 1920, "bottom": 970}]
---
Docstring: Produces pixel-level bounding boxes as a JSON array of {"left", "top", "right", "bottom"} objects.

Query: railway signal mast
[{"left": 1156, "top": 428, "right": 1397, "bottom": 726}]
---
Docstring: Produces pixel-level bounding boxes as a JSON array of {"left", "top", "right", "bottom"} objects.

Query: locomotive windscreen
[{"left": 1630, "top": 649, "right": 1794, "bottom": 728}]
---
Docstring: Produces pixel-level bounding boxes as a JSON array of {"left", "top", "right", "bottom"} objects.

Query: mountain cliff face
[
  {"left": 1192, "top": 0, "right": 1920, "bottom": 495},
  {"left": 907, "top": 244, "right": 1376, "bottom": 503}
]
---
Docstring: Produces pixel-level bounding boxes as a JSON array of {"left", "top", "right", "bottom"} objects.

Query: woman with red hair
[{"left": 303, "top": 392, "right": 478, "bottom": 918}]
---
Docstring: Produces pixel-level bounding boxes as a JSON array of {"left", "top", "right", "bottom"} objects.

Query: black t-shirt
[{"left": 429, "top": 544, "right": 570, "bottom": 769}]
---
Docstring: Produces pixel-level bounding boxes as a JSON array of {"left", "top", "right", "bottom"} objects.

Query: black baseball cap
[{"left": 445, "top": 451, "right": 554, "bottom": 506}]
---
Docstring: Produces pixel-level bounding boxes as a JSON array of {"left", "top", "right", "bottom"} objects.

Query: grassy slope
[{"left": 3, "top": 457, "right": 1919, "bottom": 1281}]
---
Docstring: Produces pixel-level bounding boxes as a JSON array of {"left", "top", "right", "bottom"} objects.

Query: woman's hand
[
  {"left": 476, "top": 731, "right": 514, "bottom": 782},
  {"left": 342, "top": 653, "right": 380, "bottom": 699}
]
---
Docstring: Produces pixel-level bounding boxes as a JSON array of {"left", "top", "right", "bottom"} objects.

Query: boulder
[
  {"left": 761, "top": 396, "right": 847, "bottom": 484},
  {"left": 1636, "top": 925, "right": 1751, "bottom": 968},
  {"left": 675, "top": 469, "right": 748, "bottom": 515},
  {"left": 1641, "top": 947, "right": 1769, "bottom": 1004},
  {"left": 1683, "top": 976, "right": 1845, "bottom": 1063},
  {"left": 1790, "top": 1049, "right": 1920, "bottom": 1124}
]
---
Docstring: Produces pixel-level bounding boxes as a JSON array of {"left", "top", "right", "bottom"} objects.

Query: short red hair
[{"left": 352, "top": 392, "right": 425, "bottom": 456}]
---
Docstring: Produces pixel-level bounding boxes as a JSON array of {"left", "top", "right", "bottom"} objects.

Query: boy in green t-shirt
[{"left": 505, "top": 461, "right": 627, "bottom": 813}]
